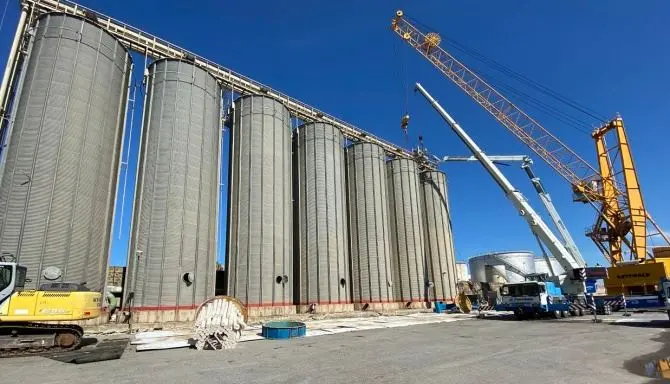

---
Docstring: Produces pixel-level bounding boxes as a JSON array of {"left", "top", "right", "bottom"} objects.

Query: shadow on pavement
[
  {"left": 475, "top": 313, "right": 583, "bottom": 322},
  {"left": 623, "top": 331, "right": 670, "bottom": 383},
  {"left": 610, "top": 320, "right": 670, "bottom": 329},
  {"left": 45, "top": 337, "right": 129, "bottom": 364}
]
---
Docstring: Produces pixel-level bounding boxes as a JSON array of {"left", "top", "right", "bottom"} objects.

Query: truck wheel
[
  {"left": 514, "top": 309, "right": 523, "bottom": 320},
  {"left": 560, "top": 310, "right": 567, "bottom": 318},
  {"left": 569, "top": 309, "right": 577, "bottom": 316},
  {"left": 667, "top": 310, "right": 670, "bottom": 321},
  {"left": 552, "top": 310, "right": 560, "bottom": 319},
  {"left": 578, "top": 308, "right": 584, "bottom": 317}
]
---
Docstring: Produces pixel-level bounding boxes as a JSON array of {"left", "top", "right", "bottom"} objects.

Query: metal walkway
[{"left": 18, "top": 0, "right": 430, "bottom": 166}]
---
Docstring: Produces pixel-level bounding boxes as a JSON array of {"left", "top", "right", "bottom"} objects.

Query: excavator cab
[{"left": 0, "top": 262, "right": 26, "bottom": 305}]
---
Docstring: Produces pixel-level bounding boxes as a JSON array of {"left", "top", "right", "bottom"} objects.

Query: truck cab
[{"left": 497, "top": 281, "right": 570, "bottom": 319}]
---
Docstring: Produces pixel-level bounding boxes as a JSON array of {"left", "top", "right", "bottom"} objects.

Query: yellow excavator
[{"left": 0, "top": 256, "right": 101, "bottom": 357}]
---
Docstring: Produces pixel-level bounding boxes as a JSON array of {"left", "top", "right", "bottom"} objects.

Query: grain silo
[
  {"left": 386, "top": 158, "right": 425, "bottom": 307},
  {"left": 0, "top": 13, "right": 131, "bottom": 291},
  {"left": 293, "top": 122, "right": 351, "bottom": 312},
  {"left": 124, "top": 59, "right": 220, "bottom": 322},
  {"left": 226, "top": 94, "right": 294, "bottom": 316},
  {"left": 420, "top": 171, "right": 457, "bottom": 303},
  {"left": 345, "top": 142, "right": 394, "bottom": 308}
]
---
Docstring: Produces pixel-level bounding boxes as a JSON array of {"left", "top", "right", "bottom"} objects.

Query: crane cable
[
  {"left": 393, "top": 37, "right": 411, "bottom": 145},
  {"left": 441, "top": 36, "right": 608, "bottom": 123},
  {"left": 0, "top": 0, "right": 9, "bottom": 34},
  {"left": 403, "top": 15, "right": 608, "bottom": 132}
]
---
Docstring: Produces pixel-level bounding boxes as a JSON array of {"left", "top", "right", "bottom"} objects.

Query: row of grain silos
[
  {"left": 0, "top": 13, "right": 219, "bottom": 322},
  {"left": 224, "top": 98, "right": 459, "bottom": 315},
  {"left": 0, "top": 12, "right": 457, "bottom": 322}
]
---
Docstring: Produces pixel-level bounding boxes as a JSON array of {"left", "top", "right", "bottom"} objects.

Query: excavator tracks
[{"left": 0, "top": 323, "right": 83, "bottom": 358}]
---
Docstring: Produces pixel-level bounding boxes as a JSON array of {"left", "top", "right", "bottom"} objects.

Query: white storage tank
[
  {"left": 469, "top": 251, "right": 535, "bottom": 284},
  {"left": 534, "top": 257, "right": 566, "bottom": 276}
]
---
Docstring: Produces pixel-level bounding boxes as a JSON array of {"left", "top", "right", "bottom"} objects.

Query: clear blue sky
[{"left": 0, "top": 0, "right": 667, "bottom": 268}]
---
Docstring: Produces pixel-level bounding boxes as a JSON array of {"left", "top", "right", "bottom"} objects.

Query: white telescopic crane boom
[
  {"left": 415, "top": 82, "right": 584, "bottom": 294},
  {"left": 441, "top": 155, "right": 586, "bottom": 269}
]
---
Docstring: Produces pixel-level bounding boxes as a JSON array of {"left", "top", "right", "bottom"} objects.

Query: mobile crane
[
  {"left": 443, "top": 154, "right": 585, "bottom": 272},
  {"left": 0, "top": 255, "right": 101, "bottom": 357},
  {"left": 391, "top": 11, "right": 670, "bottom": 296},
  {"left": 415, "top": 82, "right": 587, "bottom": 319}
]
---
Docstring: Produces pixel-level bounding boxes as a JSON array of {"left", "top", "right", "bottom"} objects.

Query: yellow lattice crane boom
[{"left": 391, "top": 10, "right": 669, "bottom": 264}]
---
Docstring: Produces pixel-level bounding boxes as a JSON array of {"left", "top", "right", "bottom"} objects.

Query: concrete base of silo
[
  {"left": 129, "top": 308, "right": 199, "bottom": 324},
  {"left": 353, "top": 302, "right": 405, "bottom": 312},
  {"left": 398, "top": 301, "right": 429, "bottom": 310},
  {"left": 247, "top": 305, "right": 297, "bottom": 319},
  {"left": 295, "top": 303, "right": 355, "bottom": 314}
]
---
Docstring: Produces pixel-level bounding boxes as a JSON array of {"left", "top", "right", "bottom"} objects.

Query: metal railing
[{"left": 22, "top": 0, "right": 433, "bottom": 167}]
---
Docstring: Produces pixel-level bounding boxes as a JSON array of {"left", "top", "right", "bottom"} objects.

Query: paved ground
[{"left": 4, "top": 312, "right": 670, "bottom": 384}]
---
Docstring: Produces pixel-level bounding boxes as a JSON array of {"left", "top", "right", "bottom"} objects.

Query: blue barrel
[{"left": 262, "top": 321, "right": 307, "bottom": 339}]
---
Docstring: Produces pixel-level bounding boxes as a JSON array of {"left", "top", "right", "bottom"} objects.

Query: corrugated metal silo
[
  {"left": 0, "top": 13, "right": 131, "bottom": 291},
  {"left": 420, "top": 171, "right": 457, "bottom": 302},
  {"left": 293, "top": 122, "right": 350, "bottom": 305},
  {"left": 386, "top": 158, "right": 425, "bottom": 303},
  {"left": 226, "top": 95, "right": 292, "bottom": 307},
  {"left": 346, "top": 142, "right": 394, "bottom": 304},
  {"left": 125, "top": 59, "right": 220, "bottom": 313}
]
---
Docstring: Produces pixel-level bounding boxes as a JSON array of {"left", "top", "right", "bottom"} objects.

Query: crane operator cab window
[{"left": 501, "top": 283, "right": 542, "bottom": 297}]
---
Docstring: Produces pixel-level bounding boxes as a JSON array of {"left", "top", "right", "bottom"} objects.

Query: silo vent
[
  {"left": 43, "top": 266, "right": 62, "bottom": 281},
  {"left": 182, "top": 273, "right": 194, "bottom": 286}
]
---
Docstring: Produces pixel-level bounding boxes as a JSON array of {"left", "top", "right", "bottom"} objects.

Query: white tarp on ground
[{"left": 133, "top": 312, "right": 474, "bottom": 350}]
